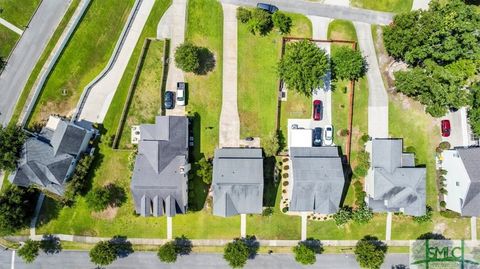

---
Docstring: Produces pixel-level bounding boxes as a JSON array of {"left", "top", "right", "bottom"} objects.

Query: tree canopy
[
  {"left": 85, "top": 184, "right": 126, "bottom": 212},
  {"left": 468, "top": 83, "right": 480, "bottom": 137},
  {"left": 158, "top": 242, "right": 178, "bottom": 263},
  {"left": 18, "top": 240, "right": 40, "bottom": 263},
  {"left": 0, "top": 185, "right": 36, "bottom": 235},
  {"left": 293, "top": 243, "right": 316, "bottom": 265},
  {"left": 223, "top": 239, "right": 250, "bottom": 268},
  {"left": 331, "top": 46, "right": 367, "bottom": 81},
  {"left": 195, "top": 157, "right": 213, "bottom": 185},
  {"left": 263, "top": 131, "right": 279, "bottom": 157},
  {"left": 0, "top": 125, "right": 27, "bottom": 172},
  {"left": 175, "top": 42, "right": 201, "bottom": 73},
  {"left": 272, "top": 11, "right": 292, "bottom": 34},
  {"left": 278, "top": 40, "right": 329, "bottom": 96},
  {"left": 89, "top": 241, "right": 118, "bottom": 266},
  {"left": 354, "top": 236, "right": 387, "bottom": 269},
  {"left": 247, "top": 8, "right": 273, "bottom": 35},
  {"left": 383, "top": 0, "right": 480, "bottom": 117}
]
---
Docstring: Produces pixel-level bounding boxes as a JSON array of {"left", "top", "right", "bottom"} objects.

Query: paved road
[
  {"left": 221, "top": 0, "right": 394, "bottom": 25},
  {"left": 219, "top": 3, "right": 240, "bottom": 148},
  {"left": 79, "top": 0, "right": 155, "bottom": 123},
  {"left": 0, "top": 250, "right": 410, "bottom": 269},
  {"left": 354, "top": 22, "right": 389, "bottom": 139},
  {"left": 0, "top": 0, "right": 71, "bottom": 126}
]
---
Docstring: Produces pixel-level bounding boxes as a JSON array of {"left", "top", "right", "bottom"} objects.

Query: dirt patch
[{"left": 92, "top": 206, "right": 118, "bottom": 220}]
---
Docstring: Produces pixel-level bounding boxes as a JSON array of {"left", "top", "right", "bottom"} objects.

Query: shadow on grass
[
  {"left": 187, "top": 112, "right": 208, "bottom": 211},
  {"left": 263, "top": 156, "right": 279, "bottom": 207},
  {"left": 194, "top": 47, "right": 216, "bottom": 75}
]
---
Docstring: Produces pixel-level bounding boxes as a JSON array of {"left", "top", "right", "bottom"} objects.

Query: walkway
[
  {"left": 219, "top": 3, "right": 240, "bottom": 148},
  {"left": 386, "top": 212, "right": 392, "bottom": 241},
  {"left": 221, "top": 0, "right": 394, "bottom": 25},
  {"left": 0, "top": 0, "right": 71, "bottom": 126},
  {"left": 78, "top": 0, "right": 155, "bottom": 123},
  {"left": 353, "top": 22, "right": 388, "bottom": 139},
  {"left": 0, "top": 18, "right": 23, "bottom": 35},
  {"left": 412, "top": 0, "right": 430, "bottom": 10},
  {"left": 164, "top": 0, "right": 187, "bottom": 117},
  {"left": 472, "top": 217, "right": 477, "bottom": 241}
]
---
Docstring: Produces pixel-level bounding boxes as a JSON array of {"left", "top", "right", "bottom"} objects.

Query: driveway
[
  {"left": 220, "top": 0, "right": 394, "bottom": 25},
  {"left": 0, "top": 0, "right": 71, "bottom": 126},
  {"left": 354, "top": 22, "right": 389, "bottom": 139},
  {"left": 78, "top": 0, "right": 155, "bottom": 123},
  {"left": 441, "top": 108, "right": 473, "bottom": 147},
  {"left": 219, "top": 3, "right": 240, "bottom": 148},
  {"left": 0, "top": 250, "right": 410, "bottom": 269}
]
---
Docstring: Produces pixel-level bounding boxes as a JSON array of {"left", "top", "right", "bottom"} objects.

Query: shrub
[
  {"left": 282, "top": 180, "right": 289, "bottom": 186},
  {"left": 359, "top": 134, "right": 370, "bottom": 144},
  {"left": 353, "top": 165, "right": 368, "bottom": 178},
  {"left": 340, "top": 129, "right": 350, "bottom": 136},
  {"left": 293, "top": 243, "right": 316, "bottom": 265},
  {"left": 174, "top": 42, "right": 200, "bottom": 73},
  {"left": 18, "top": 240, "right": 40, "bottom": 263},
  {"left": 439, "top": 141, "right": 451, "bottom": 150},
  {"left": 282, "top": 207, "right": 288, "bottom": 213},
  {"left": 412, "top": 206, "right": 433, "bottom": 223},
  {"left": 262, "top": 207, "right": 274, "bottom": 217},
  {"left": 64, "top": 154, "right": 95, "bottom": 201},
  {"left": 272, "top": 11, "right": 292, "bottom": 34},
  {"left": 223, "top": 239, "right": 250, "bottom": 268},
  {"left": 236, "top": 7, "right": 251, "bottom": 23},
  {"left": 247, "top": 8, "right": 273, "bottom": 35},
  {"left": 440, "top": 210, "right": 461, "bottom": 218},
  {"left": 439, "top": 188, "right": 448, "bottom": 194},
  {"left": 196, "top": 157, "right": 213, "bottom": 184},
  {"left": 354, "top": 236, "right": 387, "bottom": 269},
  {"left": 440, "top": 201, "right": 446, "bottom": 207},
  {"left": 263, "top": 131, "right": 280, "bottom": 157},
  {"left": 283, "top": 165, "right": 289, "bottom": 170},
  {"left": 355, "top": 191, "right": 367, "bottom": 206},
  {"left": 405, "top": 146, "right": 416, "bottom": 153},
  {"left": 89, "top": 241, "right": 117, "bottom": 266},
  {"left": 158, "top": 242, "right": 177, "bottom": 263},
  {"left": 333, "top": 206, "right": 353, "bottom": 226},
  {"left": 352, "top": 203, "right": 373, "bottom": 224}
]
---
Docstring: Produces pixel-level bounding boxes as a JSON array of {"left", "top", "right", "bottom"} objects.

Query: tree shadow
[
  {"left": 174, "top": 235, "right": 192, "bottom": 256},
  {"left": 105, "top": 184, "right": 127, "bottom": 207},
  {"left": 262, "top": 156, "right": 278, "bottom": 207},
  {"left": 243, "top": 235, "right": 260, "bottom": 259},
  {"left": 303, "top": 238, "right": 324, "bottom": 254},
  {"left": 36, "top": 196, "right": 61, "bottom": 229},
  {"left": 416, "top": 232, "right": 448, "bottom": 240},
  {"left": 110, "top": 235, "right": 134, "bottom": 258},
  {"left": 194, "top": 47, "right": 215, "bottom": 75},
  {"left": 40, "top": 234, "right": 62, "bottom": 254},
  {"left": 464, "top": 0, "right": 480, "bottom": 5}
]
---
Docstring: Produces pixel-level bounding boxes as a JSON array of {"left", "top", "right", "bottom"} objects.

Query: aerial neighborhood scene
[{"left": 0, "top": 0, "right": 479, "bottom": 268}]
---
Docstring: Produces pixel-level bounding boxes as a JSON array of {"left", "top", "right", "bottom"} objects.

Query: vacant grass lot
[
  {"left": 27, "top": 0, "right": 135, "bottom": 127},
  {"left": 118, "top": 40, "right": 165, "bottom": 149},
  {"left": 0, "top": 24, "right": 18, "bottom": 58},
  {"left": 238, "top": 13, "right": 312, "bottom": 143},
  {"left": 8, "top": 0, "right": 81, "bottom": 126},
  {"left": 350, "top": 0, "right": 413, "bottom": 13},
  {"left": 0, "top": 0, "right": 40, "bottom": 27}
]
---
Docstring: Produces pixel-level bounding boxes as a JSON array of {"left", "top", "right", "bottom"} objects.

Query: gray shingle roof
[
  {"left": 457, "top": 147, "right": 480, "bottom": 216},
  {"left": 289, "top": 147, "right": 346, "bottom": 214},
  {"left": 369, "top": 139, "right": 426, "bottom": 216},
  {"left": 131, "top": 116, "right": 189, "bottom": 217},
  {"left": 212, "top": 148, "right": 263, "bottom": 217},
  {"left": 9, "top": 118, "right": 92, "bottom": 196}
]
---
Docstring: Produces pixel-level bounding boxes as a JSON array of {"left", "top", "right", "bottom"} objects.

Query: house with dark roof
[
  {"left": 288, "top": 147, "right": 346, "bottom": 214},
  {"left": 366, "top": 139, "right": 426, "bottom": 216},
  {"left": 131, "top": 116, "right": 190, "bottom": 217},
  {"left": 442, "top": 147, "right": 480, "bottom": 216},
  {"left": 212, "top": 148, "right": 263, "bottom": 217},
  {"left": 9, "top": 116, "right": 95, "bottom": 195}
]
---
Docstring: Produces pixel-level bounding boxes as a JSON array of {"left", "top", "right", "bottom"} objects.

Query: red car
[
  {"left": 441, "top": 120, "right": 451, "bottom": 137},
  {"left": 313, "top": 100, "right": 322, "bottom": 121}
]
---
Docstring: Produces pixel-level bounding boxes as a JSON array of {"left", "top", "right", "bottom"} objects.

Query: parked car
[
  {"left": 441, "top": 120, "right": 451, "bottom": 137},
  {"left": 164, "top": 91, "right": 174, "bottom": 109},
  {"left": 313, "top": 127, "right": 322, "bottom": 147},
  {"left": 324, "top": 125, "right": 333, "bottom": 146},
  {"left": 176, "top": 82, "right": 186, "bottom": 106},
  {"left": 313, "top": 100, "right": 323, "bottom": 121},
  {"left": 245, "top": 137, "right": 254, "bottom": 141},
  {"left": 256, "top": 3, "right": 278, "bottom": 13}
]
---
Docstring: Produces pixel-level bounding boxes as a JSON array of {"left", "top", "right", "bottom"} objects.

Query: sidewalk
[{"left": 0, "top": 17, "right": 23, "bottom": 35}]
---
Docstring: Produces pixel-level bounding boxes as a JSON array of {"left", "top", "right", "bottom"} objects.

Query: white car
[
  {"left": 176, "top": 82, "right": 186, "bottom": 106},
  {"left": 324, "top": 125, "right": 333, "bottom": 146}
]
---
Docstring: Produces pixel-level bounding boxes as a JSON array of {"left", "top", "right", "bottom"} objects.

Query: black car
[
  {"left": 164, "top": 91, "right": 174, "bottom": 109},
  {"left": 313, "top": 127, "right": 322, "bottom": 147},
  {"left": 256, "top": 3, "right": 278, "bottom": 13}
]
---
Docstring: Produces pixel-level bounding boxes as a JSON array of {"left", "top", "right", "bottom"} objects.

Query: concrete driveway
[
  {"left": 0, "top": 0, "right": 71, "bottom": 126},
  {"left": 441, "top": 108, "right": 473, "bottom": 147}
]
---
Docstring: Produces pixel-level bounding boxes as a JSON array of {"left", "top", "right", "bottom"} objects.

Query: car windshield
[{"left": 177, "top": 96, "right": 184, "bottom": 101}]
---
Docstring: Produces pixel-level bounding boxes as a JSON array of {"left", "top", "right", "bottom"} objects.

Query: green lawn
[
  {"left": 238, "top": 13, "right": 312, "bottom": 143},
  {"left": 308, "top": 214, "right": 387, "bottom": 240},
  {"left": 350, "top": 0, "right": 414, "bottom": 13},
  {"left": 0, "top": 24, "right": 18, "bottom": 58},
  {"left": 27, "top": 0, "right": 135, "bottom": 127},
  {"left": 118, "top": 40, "right": 165, "bottom": 149},
  {"left": 8, "top": 0, "right": 81, "bottom": 126},
  {"left": 0, "top": 0, "right": 40, "bottom": 28}
]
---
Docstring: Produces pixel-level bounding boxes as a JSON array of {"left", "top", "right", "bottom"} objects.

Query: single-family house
[
  {"left": 366, "top": 139, "right": 426, "bottom": 216},
  {"left": 212, "top": 148, "right": 263, "bottom": 217},
  {"left": 131, "top": 116, "right": 190, "bottom": 217}
]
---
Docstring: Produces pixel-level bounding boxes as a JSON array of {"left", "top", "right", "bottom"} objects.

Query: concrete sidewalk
[
  {"left": 354, "top": 22, "right": 388, "bottom": 139},
  {"left": 219, "top": 3, "right": 240, "bottom": 148},
  {"left": 78, "top": 0, "right": 155, "bottom": 123},
  {"left": 0, "top": 17, "right": 23, "bottom": 35}
]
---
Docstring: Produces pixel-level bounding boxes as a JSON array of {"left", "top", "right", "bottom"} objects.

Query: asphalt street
[
  {"left": 0, "top": 250, "right": 410, "bottom": 269},
  {"left": 0, "top": 0, "right": 71, "bottom": 126},
  {"left": 221, "top": 0, "right": 394, "bottom": 25}
]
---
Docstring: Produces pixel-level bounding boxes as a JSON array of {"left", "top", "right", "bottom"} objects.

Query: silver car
[{"left": 324, "top": 125, "right": 333, "bottom": 146}]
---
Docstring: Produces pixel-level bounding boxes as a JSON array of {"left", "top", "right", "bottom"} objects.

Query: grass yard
[
  {"left": 27, "top": 0, "right": 135, "bottom": 127},
  {"left": 350, "top": 0, "right": 413, "bottom": 13},
  {"left": 238, "top": 13, "right": 312, "bottom": 143},
  {"left": 0, "top": 0, "right": 40, "bottom": 28},
  {"left": 0, "top": 24, "right": 18, "bottom": 58},
  {"left": 308, "top": 214, "right": 387, "bottom": 240},
  {"left": 118, "top": 40, "right": 166, "bottom": 149}
]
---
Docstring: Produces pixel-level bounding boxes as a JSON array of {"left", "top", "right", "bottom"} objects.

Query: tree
[
  {"left": 89, "top": 241, "right": 117, "bottom": 267},
  {"left": 247, "top": 8, "right": 273, "bottom": 35},
  {"left": 158, "top": 242, "right": 177, "bottom": 263},
  {"left": 0, "top": 185, "right": 36, "bottom": 235},
  {"left": 223, "top": 239, "right": 250, "bottom": 268},
  {"left": 293, "top": 243, "right": 316, "bottom": 265},
  {"left": 196, "top": 157, "right": 213, "bottom": 185},
  {"left": 331, "top": 46, "right": 367, "bottom": 81},
  {"left": 236, "top": 7, "right": 251, "bottom": 23},
  {"left": 64, "top": 154, "right": 94, "bottom": 201},
  {"left": 278, "top": 40, "right": 329, "bottom": 96},
  {"left": 468, "top": 83, "right": 480, "bottom": 136},
  {"left": 272, "top": 12, "right": 292, "bottom": 34},
  {"left": 40, "top": 234, "right": 62, "bottom": 254},
  {"left": 86, "top": 184, "right": 126, "bottom": 212},
  {"left": 0, "top": 125, "right": 27, "bottom": 172},
  {"left": 412, "top": 206, "right": 433, "bottom": 223},
  {"left": 333, "top": 206, "right": 353, "bottom": 226},
  {"left": 263, "top": 131, "right": 279, "bottom": 157},
  {"left": 175, "top": 42, "right": 200, "bottom": 73},
  {"left": 352, "top": 203, "right": 373, "bottom": 224},
  {"left": 18, "top": 240, "right": 40, "bottom": 263},
  {"left": 354, "top": 236, "right": 387, "bottom": 269}
]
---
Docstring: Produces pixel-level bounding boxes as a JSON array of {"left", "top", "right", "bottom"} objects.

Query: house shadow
[
  {"left": 262, "top": 156, "right": 279, "bottom": 208},
  {"left": 338, "top": 147, "right": 352, "bottom": 207}
]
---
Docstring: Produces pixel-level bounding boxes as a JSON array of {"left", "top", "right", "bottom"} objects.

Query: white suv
[
  {"left": 176, "top": 82, "right": 186, "bottom": 106},
  {"left": 324, "top": 125, "right": 333, "bottom": 146}
]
